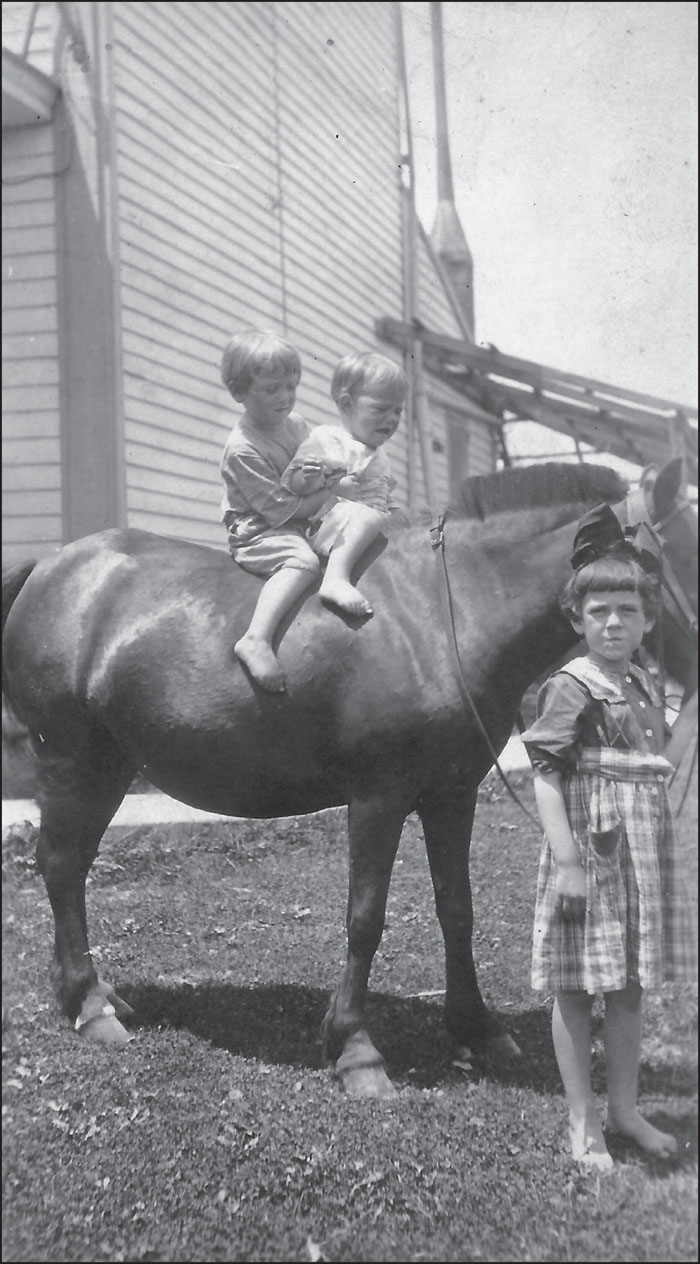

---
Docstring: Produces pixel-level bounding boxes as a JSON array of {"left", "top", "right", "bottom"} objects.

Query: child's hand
[
  {"left": 290, "top": 460, "right": 325, "bottom": 494},
  {"left": 335, "top": 473, "right": 362, "bottom": 501},
  {"left": 555, "top": 863, "right": 587, "bottom": 923}
]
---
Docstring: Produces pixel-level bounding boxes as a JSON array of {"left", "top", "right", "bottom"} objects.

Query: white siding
[
  {"left": 2, "top": 0, "right": 494, "bottom": 559},
  {"left": 2, "top": 121, "right": 62, "bottom": 563},
  {"left": 110, "top": 0, "right": 406, "bottom": 544},
  {"left": 1, "top": 0, "right": 57, "bottom": 74}
]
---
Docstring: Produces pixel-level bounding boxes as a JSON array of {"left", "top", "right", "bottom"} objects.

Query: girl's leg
[
  {"left": 553, "top": 990, "right": 613, "bottom": 1170},
  {"left": 604, "top": 985, "right": 677, "bottom": 1156},
  {"left": 234, "top": 566, "right": 317, "bottom": 692},
  {"left": 319, "top": 507, "right": 383, "bottom": 617}
]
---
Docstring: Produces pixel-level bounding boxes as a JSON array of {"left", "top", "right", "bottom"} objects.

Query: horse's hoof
[
  {"left": 74, "top": 997, "right": 132, "bottom": 1046},
  {"left": 486, "top": 1032, "right": 521, "bottom": 1059},
  {"left": 336, "top": 1061, "right": 397, "bottom": 1099},
  {"left": 77, "top": 1013, "right": 133, "bottom": 1046},
  {"left": 97, "top": 979, "right": 135, "bottom": 1022}
]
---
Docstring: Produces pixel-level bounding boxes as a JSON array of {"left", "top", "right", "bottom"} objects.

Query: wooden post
[
  {"left": 394, "top": 2, "right": 437, "bottom": 509},
  {"left": 429, "top": 1, "right": 475, "bottom": 338}
]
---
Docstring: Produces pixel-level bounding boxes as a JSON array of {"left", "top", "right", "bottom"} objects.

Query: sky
[{"left": 400, "top": 1, "right": 698, "bottom": 469}]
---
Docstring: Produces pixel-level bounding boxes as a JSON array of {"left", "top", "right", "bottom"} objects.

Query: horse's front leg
[
  {"left": 322, "top": 788, "right": 408, "bottom": 1099},
  {"left": 418, "top": 789, "right": 520, "bottom": 1058}
]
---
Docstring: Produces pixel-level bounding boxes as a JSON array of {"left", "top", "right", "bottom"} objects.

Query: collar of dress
[{"left": 558, "top": 656, "right": 663, "bottom": 707}]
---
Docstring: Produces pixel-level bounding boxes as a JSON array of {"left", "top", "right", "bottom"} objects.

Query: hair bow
[{"left": 570, "top": 503, "right": 662, "bottom": 576}]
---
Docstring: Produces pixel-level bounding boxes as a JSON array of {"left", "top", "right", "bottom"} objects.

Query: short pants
[
  {"left": 228, "top": 524, "right": 321, "bottom": 578},
  {"left": 308, "top": 499, "right": 388, "bottom": 558}
]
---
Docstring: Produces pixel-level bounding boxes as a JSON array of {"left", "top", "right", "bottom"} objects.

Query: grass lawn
[{"left": 2, "top": 764, "right": 697, "bottom": 1262}]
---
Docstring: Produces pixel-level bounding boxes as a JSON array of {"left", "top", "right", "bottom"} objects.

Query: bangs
[
  {"left": 561, "top": 552, "right": 661, "bottom": 620},
  {"left": 221, "top": 331, "right": 302, "bottom": 393},
  {"left": 332, "top": 352, "right": 408, "bottom": 401},
  {"left": 363, "top": 359, "right": 406, "bottom": 394},
  {"left": 250, "top": 342, "right": 301, "bottom": 380},
  {"left": 576, "top": 556, "right": 643, "bottom": 591}
]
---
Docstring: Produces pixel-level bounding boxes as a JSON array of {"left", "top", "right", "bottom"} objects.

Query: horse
[{"left": 2, "top": 458, "right": 697, "bottom": 1098}]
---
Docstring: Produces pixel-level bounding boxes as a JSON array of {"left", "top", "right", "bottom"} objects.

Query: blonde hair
[
  {"left": 221, "top": 330, "right": 302, "bottom": 398},
  {"left": 331, "top": 352, "right": 408, "bottom": 404}
]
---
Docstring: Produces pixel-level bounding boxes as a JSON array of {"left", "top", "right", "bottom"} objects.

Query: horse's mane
[{"left": 453, "top": 461, "right": 628, "bottom": 521}]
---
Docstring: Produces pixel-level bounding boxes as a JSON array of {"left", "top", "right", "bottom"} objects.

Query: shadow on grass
[
  {"left": 121, "top": 978, "right": 697, "bottom": 1118},
  {"left": 121, "top": 979, "right": 561, "bottom": 1091}
]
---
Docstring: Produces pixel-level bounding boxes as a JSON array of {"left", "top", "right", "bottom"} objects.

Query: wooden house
[{"left": 2, "top": 0, "right": 500, "bottom": 567}]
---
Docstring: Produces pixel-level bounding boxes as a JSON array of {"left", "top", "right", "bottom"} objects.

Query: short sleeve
[
  {"left": 520, "top": 673, "right": 590, "bottom": 772},
  {"left": 280, "top": 426, "right": 348, "bottom": 490}
]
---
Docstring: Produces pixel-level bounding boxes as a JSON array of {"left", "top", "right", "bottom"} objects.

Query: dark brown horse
[{"left": 2, "top": 459, "right": 697, "bottom": 1097}]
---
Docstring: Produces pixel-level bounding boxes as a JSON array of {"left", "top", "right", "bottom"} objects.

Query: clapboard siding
[
  {"left": 2, "top": 460, "right": 59, "bottom": 491},
  {"left": 2, "top": 331, "right": 59, "bottom": 359},
  {"left": 3, "top": 514, "right": 63, "bottom": 545},
  {"left": 3, "top": 487, "right": 61, "bottom": 515},
  {"left": 271, "top": 3, "right": 406, "bottom": 491},
  {"left": 107, "top": 1, "right": 407, "bottom": 543},
  {"left": 111, "top": 1, "right": 286, "bottom": 543},
  {"left": 3, "top": 0, "right": 494, "bottom": 562},
  {"left": 2, "top": 198, "right": 56, "bottom": 228},
  {"left": 3, "top": 435, "right": 61, "bottom": 466},
  {"left": 3, "top": 399, "right": 59, "bottom": 432},
  {"left": 126, "top": 431, "right": 221, "bottom": 478},
  {"left": 3, "top": 384, "right": 59, "bottom": 413},
  {"left": 2, "top": 114, "right": 61, "bottom": 564},
  {"left": 1, "top": 0, "right": 57, "bottom": 73}
]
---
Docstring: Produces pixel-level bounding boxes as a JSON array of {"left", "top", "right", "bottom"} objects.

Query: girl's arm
[
  {"left": 664, "top": 688, "right": 698, "bottom": 769},
  {"left": 532, "top": 770, "right": 587, "bottom": 923}
]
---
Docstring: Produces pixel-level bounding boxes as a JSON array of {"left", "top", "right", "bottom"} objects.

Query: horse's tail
[
  {"left": 3, "top": 560, "right": 36, "bottom": 634},
  {"left": 2, "top": 561, "right": 37, "bottom": 719}
]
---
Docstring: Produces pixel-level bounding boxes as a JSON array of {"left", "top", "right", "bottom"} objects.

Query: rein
[{"left": 430, "top": 514, "right": 542, "bottom": 830}]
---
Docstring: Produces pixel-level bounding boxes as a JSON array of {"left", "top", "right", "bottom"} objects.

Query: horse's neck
[{"left": 447, "top": 510, "right": 581, "bottom": 682}]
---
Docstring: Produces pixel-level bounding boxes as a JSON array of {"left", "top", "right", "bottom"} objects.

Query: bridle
[
  {"left": 430, "top": 484, "right": 698, "bottom": 823},
  {"left": 617, "top": 489, "right": 699, "bottom": 809},
  {"left": 616, "top": 490, "right": 698, "bottom": 654}
]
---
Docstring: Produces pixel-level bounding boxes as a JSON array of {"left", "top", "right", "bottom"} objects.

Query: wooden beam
[
  {"left": 440, "top": 360, "right": 698, "bottom": 439},
  {"left": 375, "top": 316, "right": 698, "bottom": 421},
  {"left": 412, "top": 353, "right": 696, "bottom": 473}
]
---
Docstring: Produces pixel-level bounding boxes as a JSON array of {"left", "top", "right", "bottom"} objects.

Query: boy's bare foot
[
  {"left": 606, "top": 1111, "right": 678, "bottom": 1157},
  {"left": 319, "top": 579, "right": 373, "bottom": 618},
  {"left": 569, "top": 1116, "right": 614, "bottom": 1172},
  {"left": 234, "top": 634, "right": 286, "bottom": 692}
]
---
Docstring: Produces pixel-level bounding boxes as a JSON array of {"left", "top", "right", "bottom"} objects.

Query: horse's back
[{"left": 2, "top": 526, "right": 467, "bottom": 815}]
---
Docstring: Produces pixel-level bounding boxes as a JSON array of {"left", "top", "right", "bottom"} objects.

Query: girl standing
[{"left": 521, "top": 504, "right": 697, "bottom": 1170}]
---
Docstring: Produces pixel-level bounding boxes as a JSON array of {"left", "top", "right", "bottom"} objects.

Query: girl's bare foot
[
  {"left": 319, "top": 579, "right": 373, "bottom": 618},
  {"left": 606, "top": 1110, "right": 677, "bottom": 1157},
  {"left": 234, "top": 634, "right": 285, "bottom": 692},
  {"left": 569, "top": 1114, "right": 614, "bottom": 1172}
]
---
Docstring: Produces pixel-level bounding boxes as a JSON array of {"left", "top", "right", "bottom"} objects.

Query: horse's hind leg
[
  {"left": 34, "top": 727, "right": 137, "bottom": 1046},
  {"left": 418, "top": 789, "right": 520, "bottom": 1057},
  {"left": 322, "top": 787, "right": 407, "bottom": 1099}
]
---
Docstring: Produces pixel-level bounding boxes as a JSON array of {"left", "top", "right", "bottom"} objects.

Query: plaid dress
[{"left": 521, "top": 656, "right": 697, "bottom": 994}]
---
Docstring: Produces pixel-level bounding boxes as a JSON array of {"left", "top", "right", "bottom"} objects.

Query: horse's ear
[
  {"left": 649, "top": 457, "right": 683, "bottom": 522},
  {"left": 639, "top": 464, "right": 659, "bottom": 518}
]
